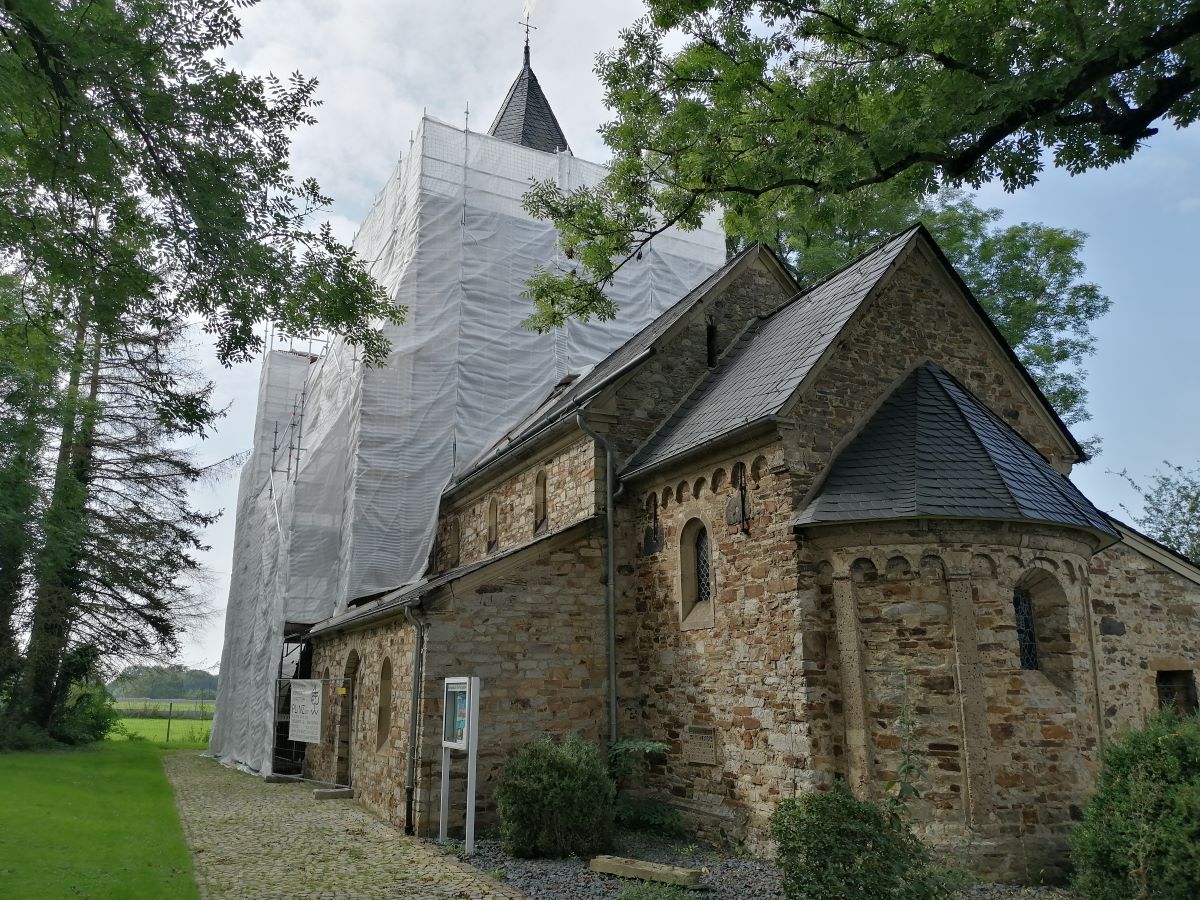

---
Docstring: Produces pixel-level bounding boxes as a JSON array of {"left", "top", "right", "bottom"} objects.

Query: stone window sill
[{"left": 681, "top": 601, "right": 715, "bottom": 631}]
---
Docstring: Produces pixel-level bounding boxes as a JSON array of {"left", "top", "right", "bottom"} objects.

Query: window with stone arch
[
  {"left": 533, "top": 469, "right": 548, "bottom": 534},
  {"left": 486, "top": 497, "right": 499, "bottom": 553},
  {"left": 376, "top": 657, "right": 392, "bottom": 751},
  {"left": 679, "top": 517, "right": 715, "bottom": 630},
  {"left": 1012, "top": 568, "right": 1074, "bottom": 693}
]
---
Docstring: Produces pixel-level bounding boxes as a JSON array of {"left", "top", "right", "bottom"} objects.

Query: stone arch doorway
[{"left": 335, "top": 650, "right": 360, "bottom": 787}]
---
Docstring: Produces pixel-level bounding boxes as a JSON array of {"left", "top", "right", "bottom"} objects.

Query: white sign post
[
  {"left": 438, "top": 676, "right": 480, "bottom": 855},
  {"left": 288, "top": 679, "right": 324, "bottom": 743}
]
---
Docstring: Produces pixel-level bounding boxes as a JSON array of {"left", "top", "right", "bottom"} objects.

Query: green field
[
  {"left": 0, "top": 741, "right": 199, "bottom": 899},
  {"left": 114, "top": 698, "right": 214, "bottom": 719},
  {"left": 115, "top": 717, "right": 211, "bottom": 747}
]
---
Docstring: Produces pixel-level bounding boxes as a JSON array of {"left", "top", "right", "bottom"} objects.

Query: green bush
[
  {"left": 48, "top": 684, "right": 121, "bottom": 745},
  {"left": 1070, "top": 711, "right": 1200, "bottom": 899},
  {"left": 495, "top": 733, "right": 615, "bottom": 858},
  {"left": 770, "top": 781, "right": 951, "bottom": 900},
  {"left": 614, "top": 794, "right": 685, "bottom": 836}
]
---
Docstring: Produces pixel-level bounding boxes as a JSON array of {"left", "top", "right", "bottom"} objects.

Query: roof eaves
[
  {"left": 620, "top": 415, "right": 781, "bottom": 482},
  {"left": 307, "top": 518, "right": 597, "bottom": 638}
]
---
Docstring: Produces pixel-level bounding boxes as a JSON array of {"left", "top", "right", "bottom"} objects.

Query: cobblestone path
[{"left": 164, "top": 752, "right": 524, "bottom": 900}]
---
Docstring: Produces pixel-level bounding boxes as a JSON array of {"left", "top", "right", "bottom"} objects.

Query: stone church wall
[
  {"left": 437, "top": 435, "right": 598, "bottom": 571},
  {"left": 307, "top": 528, "right": 608, "bottom": 836},
  {"left": 602, "top": 256, "right": 793, "bottom": 460},
  {"left": 1089, "top": 540, "right": 1200, "bottom": 734},
  {"left": 621, "top": 440, "right": 804, "bottom": 844}
]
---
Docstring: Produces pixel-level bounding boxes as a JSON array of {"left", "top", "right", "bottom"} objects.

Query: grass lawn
[
  {"left": 0, "top": 740, "right": 199, "bottom": 899},
  {"left": 115, "top": 717, "right": 211, "bottom": 746}
]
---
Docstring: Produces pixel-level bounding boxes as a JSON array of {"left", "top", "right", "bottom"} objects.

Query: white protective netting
[{"left": 210, "top": 117, "right": 726, "bottom": 772}]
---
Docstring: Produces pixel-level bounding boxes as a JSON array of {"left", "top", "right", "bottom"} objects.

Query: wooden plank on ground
[{"left": 588, "top": 855, "right": 703, "bottom": 888}]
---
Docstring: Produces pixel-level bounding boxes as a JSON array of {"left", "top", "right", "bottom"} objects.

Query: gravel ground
[{"left": 457, "top": 832, "right": 1078, "bottom": 900}]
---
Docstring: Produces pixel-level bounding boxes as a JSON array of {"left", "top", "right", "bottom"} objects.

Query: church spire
[{"left": 488, "top": 35, "right": 570, "bottom": 154}]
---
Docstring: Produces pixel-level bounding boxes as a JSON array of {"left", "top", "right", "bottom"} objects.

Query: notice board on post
[{"left": 288, "top": 679, "right": 323, "bottom": 743}]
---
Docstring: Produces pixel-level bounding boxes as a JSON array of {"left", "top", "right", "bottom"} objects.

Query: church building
[{"left": 217, "top": 47, "right": 1200, "bottom": 882}]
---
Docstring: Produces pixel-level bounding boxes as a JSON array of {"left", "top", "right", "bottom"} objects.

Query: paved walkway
[{"left": 164, "top": 752, "right": 524, "bottom": 900}]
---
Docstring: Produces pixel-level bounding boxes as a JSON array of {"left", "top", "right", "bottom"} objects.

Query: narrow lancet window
[
  {"left": 533, "top": 470, "right": 548, "bottom": 534},
  {"left": 1013, "top": 588, "right": 1039, "bottom": 670},
  {"left": 694, "top": 525, "right": 712, "bottom": 605},
  {"left": 487, "top": 498, "right": 499, "bottom": 553}
]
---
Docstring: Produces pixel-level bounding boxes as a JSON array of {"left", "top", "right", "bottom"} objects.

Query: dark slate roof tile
[
  {"left": 793, "top": 363, "right": 1117, "bottom": 540},
  {"left": 622, "top": 227, "right": 917, "bottom": 476},
  {"left": 488, "top": 47, "right": 570, "bottom": 154}
]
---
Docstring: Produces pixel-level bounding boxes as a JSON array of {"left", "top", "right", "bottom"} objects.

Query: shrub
[
  {"left": 770, "top": 781, "right": 951, "bottom": 900},
  {"left": 48, "top": 684, "right": 121, "bottom": 745},
  {"left": 495, "top": 733, "right": 615, "bottom": 858},
  {"left": 1070, "top": 711, "right": 1200, "bottom": 899}
]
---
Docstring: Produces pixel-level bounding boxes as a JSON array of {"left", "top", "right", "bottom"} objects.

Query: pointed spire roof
[
  {"left": 793, "top": 363, "right": 1118, "bottom": 541},
  {"left": 488, "top": 43, "right": 570, "bottom": 154}
]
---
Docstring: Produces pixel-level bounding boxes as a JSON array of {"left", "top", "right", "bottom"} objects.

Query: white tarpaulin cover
[{"left": 209, "top": 116, "right": 725, "bottom": 772}]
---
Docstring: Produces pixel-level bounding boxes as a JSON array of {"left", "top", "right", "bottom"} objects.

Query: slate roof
[
  {"left": 793, "top": 363, "right": 1117, "bottom": 540},
  {"left": 488, "top": 45, "right": 570, "bottom": 154},
  {"left": 621, "top": 227, "right": 917, "bottom": 478},
  {"left": 452, "top": 244, "right": 764, "bottom": 488}
]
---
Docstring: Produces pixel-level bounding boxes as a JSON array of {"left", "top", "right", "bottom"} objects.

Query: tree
[
  {"left": 522, "top": 0, "right": 1196, "bottom": 326},
  {"left": 725, "top": 188, "right": 1110, "bottom": 427},
  {"left": 1, "top": 0, "right": 401, "bottom": 735},
  {"left": 1119, "top": 463, "right": 1200, "bottom": 566},
  {"left": 0, "top": 0, "right": 401, "bottom": 364}
]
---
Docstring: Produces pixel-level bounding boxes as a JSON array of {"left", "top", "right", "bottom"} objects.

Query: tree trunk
[{"left": 10, "top": 317, "right": 101, "bottom": 727}]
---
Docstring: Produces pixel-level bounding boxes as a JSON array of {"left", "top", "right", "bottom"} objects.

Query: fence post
[{"left": 166, "top": 702, "right": 173, "bottom": 743}]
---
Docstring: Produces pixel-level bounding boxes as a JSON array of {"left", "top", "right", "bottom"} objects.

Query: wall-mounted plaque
[{"left": 684, "top": 725, "right": 717, "bottom": 765}]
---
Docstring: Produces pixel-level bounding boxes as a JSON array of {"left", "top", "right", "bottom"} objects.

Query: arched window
[
  {"left": 679, "top": 518, "right": 715, "bottom": 629},
  {"left": 376, "top": 658, "right": 392, "bottom": 750},
  {"left": 1013, "top": 588, "right": 1039, "bottom": 670},
  {"left": 487, "top": 498, "right": 498, "bottom": 552},
  {"left": 1012, "top": 569, "right": 1074, "bottom": 693},
  {"left": 533, "top": 470, "right": 548, "bottom": 534}
]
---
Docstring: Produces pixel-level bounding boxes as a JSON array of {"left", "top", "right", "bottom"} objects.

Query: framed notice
[
  {"left": 443, "top": 677, "right": 470, "bottom": 750},
  {"left": 288, "top": 679, "right": 323, "bottom": 743}
]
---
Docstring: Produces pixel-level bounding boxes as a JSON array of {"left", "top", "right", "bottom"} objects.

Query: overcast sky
[{"left": 177, "top": 0, "right": 1200, "bottom": 670}]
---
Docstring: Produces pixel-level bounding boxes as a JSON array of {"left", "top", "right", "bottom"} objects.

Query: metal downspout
[
  {"left": 403, "top": 603, "right": 427, "bottom": 834},
  {"left": 575, "top": 411, "right": 620, "bottom": 745}
]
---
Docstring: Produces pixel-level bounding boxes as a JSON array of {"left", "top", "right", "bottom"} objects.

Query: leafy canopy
[
  {"left": 523, "top": 0, "right": 1197, "bottom": 325},
  {"left": 1119, "top": 462, "right": 1200, "bottom": 565},
  {"left": 0, "top": 0, "right": 400, "bottom": 364}
]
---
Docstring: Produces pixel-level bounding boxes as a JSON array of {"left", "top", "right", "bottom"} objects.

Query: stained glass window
[{"left": 1013, "top": 588, "right": 1039, "bottom": 670}]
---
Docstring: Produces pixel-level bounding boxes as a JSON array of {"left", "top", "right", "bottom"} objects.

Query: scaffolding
[{"left": 209, "top": 115, "right": 725, "bottom": 773}]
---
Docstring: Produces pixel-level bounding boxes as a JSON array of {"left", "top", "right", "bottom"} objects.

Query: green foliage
[
  {"left": 617, "top": 881, "right": 690, "bottom": 900},
  {"left": 526, "top": 0, "right": 1199, "bottom": 313},
  {"left": 608, "top": 737, "right": 683, "bottom": 836},
  {"left": 1117, "top": 462, "right": 1200, "bottom": 565},
  {"left": 609, "top": 737, "right": 671, "bottom": 780},
  {"left": 108, "top": 664, "right": 218, "bottom": 701},
  {"left": 614, "top": 795, "right": 686, "bottom": 837},
  {"left": 1070, "top": 711, "right": 1200, "bottom": 899},
  {"left": 496, "top": 734, "right": 616, "bottom": 858},
  {"left": 770, "top": 781, "right": 952, "bottom": 900},
  {"left": 48, "top": 684, "right": 121, "bottom": 745},
  {"left": 0, "top": 0, "right": 400, "bottom": 365}
]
